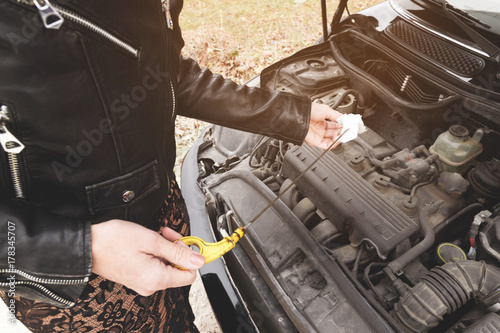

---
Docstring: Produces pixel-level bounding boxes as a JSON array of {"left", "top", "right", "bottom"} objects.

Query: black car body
[{"left": 181, "top": 1, "right": 500, "bottom": 332}]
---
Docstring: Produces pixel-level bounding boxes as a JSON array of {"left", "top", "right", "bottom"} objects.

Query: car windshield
[{"left": 443, "top": 0, "right": 500, "bottom": 34}]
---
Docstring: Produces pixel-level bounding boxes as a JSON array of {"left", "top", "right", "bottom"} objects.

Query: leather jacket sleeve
[
  {"left": 0, "top": 201, "right": 92, "bottom": 308},
  {"left": 176, "top": 57, "right": 312, "bottom": 145}
]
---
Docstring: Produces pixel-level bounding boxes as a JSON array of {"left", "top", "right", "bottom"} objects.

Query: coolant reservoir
[{"left": 429, "top": 125, "right": 484, "bottom": 173}]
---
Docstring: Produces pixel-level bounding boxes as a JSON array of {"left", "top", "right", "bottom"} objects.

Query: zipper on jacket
[
  {"left": 54, "top": 6, "right": 139, "bottom": 58},
  {"left": 0, "top": 280, "right": 75, "bottom": 307},
  {"left": 0, "top": 268, "right": 89, "bottom": 285},
  {"left": 169, "top": 79, "right": 176, "bottom": 121},
  {"left": 160, "top": 1, "right": 176, "bottom": 120},
  {"left": 0, "top": 106, "right": 26, "bottom": 199},
  {"left": 32, "top": 0, "right": 64, "bottom": 29},
  {"left": 0, "top": 268, "right": 89, "bottom": 307},
  {"left": 19, "top": 281, "right": 75, "bottom": 307},
  {"left": 158, "top": 0, "right": 174, "bottom": 191},
  {"left": 18, "top": 0, "right": 139, "bottom": 58},
  {"left": 161, "top": 0, "right": 174, "bottom": 30},
  {"left": 16, "top": 0, "right": 64, "bottom": 29}
]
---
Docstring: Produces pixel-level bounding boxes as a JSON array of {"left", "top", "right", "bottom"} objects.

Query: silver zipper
[
  {"left": 0, "top": 268, "right": 89, "bottom": 285},
  {"left": 169, "top": 79, "right": 176, "bottom": 120},
  {"left": 0, "top": 279, "right": 75, "bottom": 307},
  {"left": 0, "top": 106, "right": 25, "bottom": 199},
  {"left": 161, "top": 0, "right": 174, "bottom": 30},
  {"left": 54, "top": 6, "right": 139, "bottom": 58},
  {"left": 23, "top": 281, "right": 75, "bottom": 307},
  {"left": 18, "top": 0, "right": 139, "bottom": 58},
  {"left": 159, "top": 0, "right": 176, "bottom": 120},
  {"left": 0, "top": 269, "right": 89, "bottom": 307},
  {"left": 32, "top": 0, "right": 64, "bottom": 29}
]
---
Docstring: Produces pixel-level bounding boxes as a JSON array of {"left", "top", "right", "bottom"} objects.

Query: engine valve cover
[{"left": 281, "top": 144, "right": 419, "bottom": 258}]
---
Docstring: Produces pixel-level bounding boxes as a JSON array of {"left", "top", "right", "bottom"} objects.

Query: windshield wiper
[
  {"left": 432, "top": 0, "right": 500, "bottom": 77},
  {"left": 427, "top": 0, "right": 491, "bottom": 29}
]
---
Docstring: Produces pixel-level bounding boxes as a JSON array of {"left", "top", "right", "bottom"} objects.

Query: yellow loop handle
[{"left": 172, "top": 227, "right": 246, "bottom": 268}]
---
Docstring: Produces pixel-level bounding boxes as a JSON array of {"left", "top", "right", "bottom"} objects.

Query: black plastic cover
[
  {"left": 281, "top": 145, "right": 419, "bottom": 258},
  {"left": 207, "top": 170, "right": 395, "bottom": 333},
  {"left": 464, "top": 313, "right": 500, "bottom": 333}
]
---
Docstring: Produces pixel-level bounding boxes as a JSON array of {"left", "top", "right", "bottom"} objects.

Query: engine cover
[{"left": 281, "top": 144, "right": 419, "bottom": 258}]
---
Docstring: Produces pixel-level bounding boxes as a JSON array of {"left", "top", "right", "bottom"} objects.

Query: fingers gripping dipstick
[
  {"left": 172, "top": 129, "right": 350, "bottom": 268},
  {"left": 174, "top": 228, "right": 246, "bottom": 266}
]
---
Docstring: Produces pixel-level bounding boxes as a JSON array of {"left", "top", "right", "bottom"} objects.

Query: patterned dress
[{"left": 1, "top": 180, "right": 199, "bottom": 333}]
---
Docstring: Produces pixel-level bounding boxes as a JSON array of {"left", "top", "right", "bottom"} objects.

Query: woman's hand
[
  {"left": 91, "top": 220, "right": 205, "bottom": 296},
  {"left": 304, "top": 102, "right": 344, "bottom": 149}
]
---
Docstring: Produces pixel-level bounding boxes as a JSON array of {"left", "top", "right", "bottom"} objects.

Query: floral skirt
[{"left": 1, "top": 180, "right": 199, "bottom": 333}]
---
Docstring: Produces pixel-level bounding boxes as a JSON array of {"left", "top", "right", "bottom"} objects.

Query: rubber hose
[
  {"left": 413, "top": 145, "right": 444, "bottom": 173},
  {"left": 279, "top": 178, "right": 299, "bottom": 209},
  {"left": 367, "top": 156, "right": 400, "bottom": 169},
  {"left": 292, "top": 197, "right": 317, "bottom": 228},
  {"left": 331, "top": 89, "right": 365, "bottom": 110},
  {"left": 394, "top": 260, "right": 500, "bottom": 333},
  {"left": 387, "top": 202, "right": 441, "bottom": 273}
]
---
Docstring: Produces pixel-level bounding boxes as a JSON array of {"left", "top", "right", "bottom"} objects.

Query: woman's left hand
[{"left": 304, "top": 102, "right": 344, "bottom": 150}]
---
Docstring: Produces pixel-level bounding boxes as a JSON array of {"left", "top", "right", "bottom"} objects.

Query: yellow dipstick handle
[{"left": 174, "top": 227, "right": 246, "bottom": 267}]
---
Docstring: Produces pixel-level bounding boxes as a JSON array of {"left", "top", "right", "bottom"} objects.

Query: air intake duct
[
  {"left": 394, "top": 260, "right": 500, "bottom": 333},
  {"left": 469, "top": 159, "right": 500, "bottom": 199}
]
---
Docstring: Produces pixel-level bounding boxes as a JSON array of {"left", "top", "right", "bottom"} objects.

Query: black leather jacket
[{"left": 0, "top": 0, "right": 310, "bottom": 307}]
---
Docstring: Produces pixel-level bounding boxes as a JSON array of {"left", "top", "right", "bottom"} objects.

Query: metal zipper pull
[
  {"left": 0, "top": 106, "right": 26, "bottom": 198},
  {"left": 162, "top": 0, "right": 174, "bottom": 30},
  {"left": 18, "top": 1, "right": 138, "bottom": 57},
  {"left": 32, "top": 0, "right": 64, "bottom": 30},
  {"left": 0, "top": 107, "right": 24, "bottom": 155}
]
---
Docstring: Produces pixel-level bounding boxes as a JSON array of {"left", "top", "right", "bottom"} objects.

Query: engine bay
[{"left": 192, "top": 11, "right": 500, "bottom": 333}]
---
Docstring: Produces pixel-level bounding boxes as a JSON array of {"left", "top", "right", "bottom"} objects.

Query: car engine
[{"left": 192, "top": 7, "right": 500, "bottom": 333}]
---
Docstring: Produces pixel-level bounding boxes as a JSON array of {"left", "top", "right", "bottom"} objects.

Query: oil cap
[{"left": 436, "top": 243, "right": 467, "bottom": 265}]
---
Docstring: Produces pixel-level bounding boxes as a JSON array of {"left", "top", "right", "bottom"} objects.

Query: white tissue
[{"left": 337, "top": 114, "right": 366, "bottom": 143}]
